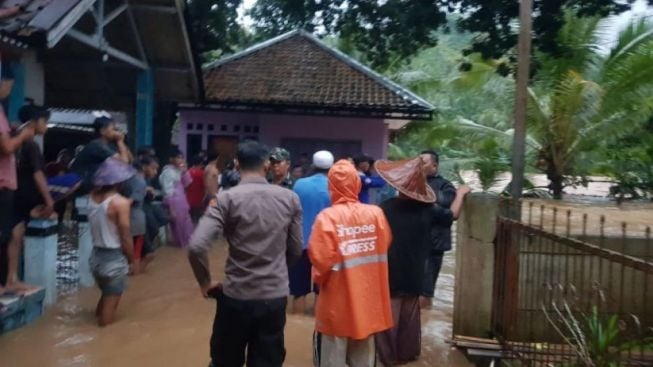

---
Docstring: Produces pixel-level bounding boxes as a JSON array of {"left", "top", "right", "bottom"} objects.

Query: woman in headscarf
[{"left": 158, "top": 147, "right": 193, "bottom": 247}]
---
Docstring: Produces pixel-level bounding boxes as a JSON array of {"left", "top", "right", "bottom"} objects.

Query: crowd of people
[
  {"left": 187, "top": 140, "right": 471, "bottom": 367},
  {"left": 0, "top": 92, "right": 470, "bottom": 364}
]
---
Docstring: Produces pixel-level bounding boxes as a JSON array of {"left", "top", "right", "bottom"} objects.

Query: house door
[
  {"left": 208, "top": 135, "right": 239, "bottom": 171},
  {"left": 280, "top": 138, "right": 362, "bottom": 164}
]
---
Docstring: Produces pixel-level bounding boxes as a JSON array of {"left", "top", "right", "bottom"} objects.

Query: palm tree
[
  {"left": 525, "top": 13, "right": 653, "bottom": 198},
  {"left": 395, "top": 13, "right": 653, "bottom": 199}
]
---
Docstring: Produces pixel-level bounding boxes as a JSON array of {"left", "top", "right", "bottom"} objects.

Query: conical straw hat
[{"left": 374, "top": 157, "right": 436, "bottom": 203}]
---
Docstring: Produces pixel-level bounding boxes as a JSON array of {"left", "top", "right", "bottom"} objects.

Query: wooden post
[{"left": 510, "top": 0, "right": 533, "bottom": 202}]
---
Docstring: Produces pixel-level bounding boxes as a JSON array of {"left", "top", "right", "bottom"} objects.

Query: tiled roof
[{"left": 202, "top": 30, "right": 434, "bottom": 120}]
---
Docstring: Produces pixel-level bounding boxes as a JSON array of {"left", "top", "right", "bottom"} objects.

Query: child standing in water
[{"left": 88, "top": 158, "right": 136, "bottom": 326}]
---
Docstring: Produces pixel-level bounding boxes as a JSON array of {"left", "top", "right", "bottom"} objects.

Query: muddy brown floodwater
[{"left": 0, "top": 240, "right": 471, "bottom": 367}]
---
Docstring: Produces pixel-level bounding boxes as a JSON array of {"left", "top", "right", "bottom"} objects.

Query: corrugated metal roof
[
  {"left": 48, "top": 108, "right": 128, "bottom": 131},
  {"left": 0, "top": 0, "right": 200, "bottom": 102}
]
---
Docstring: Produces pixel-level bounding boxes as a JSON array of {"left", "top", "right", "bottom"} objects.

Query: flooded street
[{"left": 0, "top": 240, "right": 470, "bottom": 367}]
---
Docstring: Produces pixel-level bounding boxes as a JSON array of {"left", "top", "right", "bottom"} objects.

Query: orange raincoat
[{"left": 308, "top": 160, "right": 393, "bottom": 340}]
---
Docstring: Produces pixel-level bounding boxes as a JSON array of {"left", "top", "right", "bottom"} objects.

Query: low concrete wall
[
  {"left": 453, "top": 195, "right": 653, "bottom": 342},
  {"left": 453, "top": 193, "right": 501, "bottom": 338}
]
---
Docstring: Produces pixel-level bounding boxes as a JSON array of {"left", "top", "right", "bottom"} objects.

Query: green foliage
[
  {"left": 388, "top": 25, "right": 516, "bottom": 184},
  {"left": 248, "top": 0, "right": 447, "bottom": 69},
  {"left": 188, "top": 1, "right": 645, "bottom": 69},
  {"left": 544, "top": 303, "right": 653, "bottom": 366},
  {"left": 453, "top": 0, "right": 643, "bottom": 60},
  {"left": 187, "top": 0, "right": 247, "bottom": 60},
  {"left": 585, "top": 307, "right": 622, "bottom": 366},
  {"left": 474, "top": 139, "right": 510, "bottom": 192},
  {"left": 598, "top": 124, "right": 653, "bottom": 200},
  {"left": 392, "top": 13, "right": 653, "bottom": 199}
]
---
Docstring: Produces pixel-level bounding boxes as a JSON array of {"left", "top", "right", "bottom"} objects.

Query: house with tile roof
[{"left": 179, "top": 30, "right": 434, "bottom": 167}]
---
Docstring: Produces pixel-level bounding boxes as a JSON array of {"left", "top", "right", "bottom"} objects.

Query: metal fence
[{"left": 493, "top": 201, "right": 653, "bottom": 365}]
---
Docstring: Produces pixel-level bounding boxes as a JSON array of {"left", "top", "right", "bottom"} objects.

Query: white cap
[{"left": 313, "top": 150, "right": 334, "bottom": 170}]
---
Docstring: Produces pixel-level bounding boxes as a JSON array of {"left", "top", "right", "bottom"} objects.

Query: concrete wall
[
  {"left": 258, "top": 114, "right": 388, "bottom": 158},
  {"left": 178, "top": 110, "right": 389, "bottom": 159},
  {"left": 453, "top": 193, "right": 501, "bottom": 338},
  {"left": 453, "top": 194, "right": 653, "bottom": 342}
]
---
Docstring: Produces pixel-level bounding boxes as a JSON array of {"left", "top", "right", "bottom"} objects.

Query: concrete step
[{"left": 0, "top": 288, "right": 45, "bottom": 334}]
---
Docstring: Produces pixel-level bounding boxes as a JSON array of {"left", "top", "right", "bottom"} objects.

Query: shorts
[
  {"left": 90, "top": 247, "right": 129, "bottom": 295},
  {"left": 12, "top": 193, "right": 41, "bottom": 227},
  {"left": 288, "top": 250, "right": 317, "bottom": 297},
  {"left": 0, "top": 189, "right": 14, "bottom": 246},
  {"left": 95, "top": 274, "right": 127, "bottom": 295}
]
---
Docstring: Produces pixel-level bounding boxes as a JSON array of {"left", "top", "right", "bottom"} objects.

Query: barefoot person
[
  {"left": 125, "top": 157, "right": 158, "bottom": 275},
  {"left": 289, "top": 150, "right": 334, "bottom": 314},
  {"left": 420, "top": 150, "right": 466, "bottom": 308},
  {"left": 188, "top": 140, "right": 303, "bottom": 367},
  {"left": 5, "top": 105, "right": 54, "bottom": 292},
  {"left": 375, "top": 157, "right": 470, "bottom": 365},
  {"left": 186, "top": 154, "right": 206, "bottom": 224},
  {"left": 159, "top": 148, "right": 193, "bottom": 247},
  {"left": 309, "top": 159, "right": 393, "bottom": 367},
  {"left": 88, "top": 158, "right": 136, "bottom": 327},
  {"left": 0, "top": 68, "right": 35, "bottom": 295}
]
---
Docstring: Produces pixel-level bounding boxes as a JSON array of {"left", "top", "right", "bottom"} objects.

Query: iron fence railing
[{"left": 493, "top": 201, "right": 653, "bottom": 366}]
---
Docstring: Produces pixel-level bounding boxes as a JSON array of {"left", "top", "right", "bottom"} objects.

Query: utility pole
[{"left": 510, "top": 0, "right": 533, "bottom": 203}]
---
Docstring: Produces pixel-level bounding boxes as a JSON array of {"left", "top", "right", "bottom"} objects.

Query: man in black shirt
[
  {"left": 420, "top": 150, "right": 470, "bottom": 308},
  {"left": 5, "top": 105, "right": 55, "bottom": 291},
  {"left": 70, "top": 115, "right": 132, "bottom": 194}
]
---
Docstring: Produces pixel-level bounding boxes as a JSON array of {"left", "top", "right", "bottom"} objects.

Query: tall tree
[
  {"left": 248, "top": 0, "right": 447, "bottom": 69},
  {"left": 393, "top": 13, "right": 653, "bottom": 199},
  {"left": 454, "top": 0, "right": 650, "bottom": 59},
  {"left": 190, "top": 0, "right": 646, "bottom": 68},
  {"left": 247, "top": 0, "right": 646, "bottom": 68},
  {"left": 187, "top": 0, "right": 249, "bottom": 61}
]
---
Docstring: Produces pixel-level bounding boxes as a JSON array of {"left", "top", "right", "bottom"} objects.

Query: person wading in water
[{"left": 188, "top": 140, "right": 303, "bottom": 367}]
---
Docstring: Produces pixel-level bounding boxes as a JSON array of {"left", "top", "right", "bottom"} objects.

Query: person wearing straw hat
[
  {"left": 88, "top": 157, "right": 136, "bottom": 327},
  {"left": 374, "top": 156, "right": 469, "bottom": 365},
  {"left": 308, "top": 159, "right": 393, "bottom": 367}
]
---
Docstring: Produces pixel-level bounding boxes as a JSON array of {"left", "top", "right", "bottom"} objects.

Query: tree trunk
[
  {"left": 509, "top": 0, "right": 534, "bottom": 203},
  {"left": 547, "top": 170, "right": 564, "bottom": 200}
]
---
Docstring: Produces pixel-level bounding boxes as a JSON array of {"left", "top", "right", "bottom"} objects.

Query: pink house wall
[{"left": 179, "top": 110, "right": 389, "bottom": 159}]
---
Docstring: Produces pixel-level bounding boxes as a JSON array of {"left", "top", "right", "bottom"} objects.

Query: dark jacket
[
  {"left": 427, "top": 175, "right": 457, "bottom": 252},
  {"left": 381, "top": 198, "right": 433, "bottom": 297}
]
